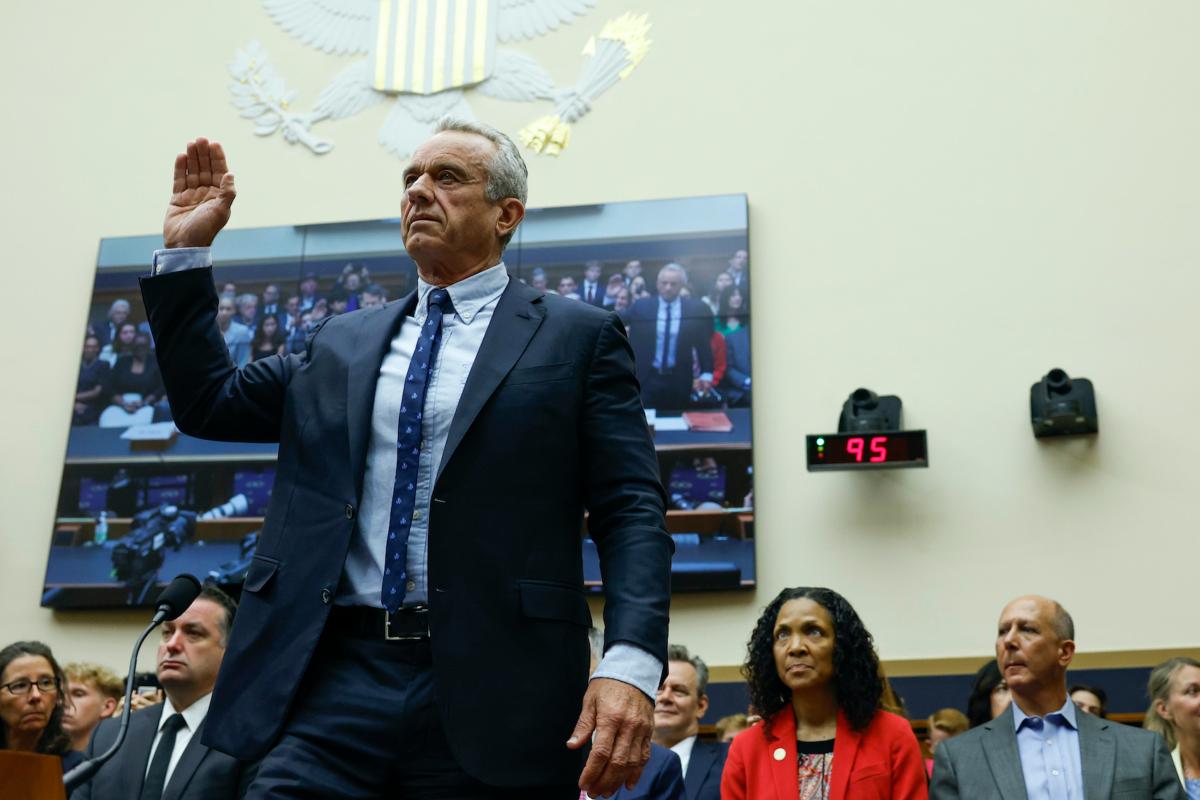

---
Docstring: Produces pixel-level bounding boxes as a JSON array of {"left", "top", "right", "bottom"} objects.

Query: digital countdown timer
[{"left": 805, "top": 431, "right": 928, "bottom": 472}]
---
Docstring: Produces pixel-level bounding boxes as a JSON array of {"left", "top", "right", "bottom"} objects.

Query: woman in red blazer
[{"left": 722, "top": 588, "right": 927, "bottom": 800}]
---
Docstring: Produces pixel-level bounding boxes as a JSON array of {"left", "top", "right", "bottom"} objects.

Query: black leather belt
[{"left": 328, "top": 604, "right": 431, "bottom": 642}]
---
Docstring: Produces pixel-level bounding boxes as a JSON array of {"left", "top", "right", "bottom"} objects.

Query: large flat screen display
[{"left": 46, "top": 194, "right": 754, "bottom": 608}]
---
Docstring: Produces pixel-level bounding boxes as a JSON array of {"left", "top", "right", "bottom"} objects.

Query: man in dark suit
[
  {"left": 610, "top": 744, "right": 685, "bottom": 800},
  {"left": 652, "top": 645, "right": 725, "bottom": 800},
  {"left": 719, "top": 327, "right": 751, "bottom": 408},
  {"left": 624, "top": 264, "right": 714, "bottom": 412},
  {"left": 143, "top": 122, "right": 672, "bottom": 799},
  {"left": 579, "top": 260, "right": 606, "bottom": 307},
  {"left": 931, "top": 595, "right": 1183, "bottom": 800},
  {"left": 74, "top": 587, "right": 254, "bottom": 800}
]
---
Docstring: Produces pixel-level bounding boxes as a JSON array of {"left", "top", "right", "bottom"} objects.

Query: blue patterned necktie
[{"left": 381, "top": 287, "right": 454, "bottom": 612}]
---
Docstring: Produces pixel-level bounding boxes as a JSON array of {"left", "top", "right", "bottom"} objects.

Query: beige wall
[{"left": 3, "top": 1, "right": 1198, "bottom": 676}]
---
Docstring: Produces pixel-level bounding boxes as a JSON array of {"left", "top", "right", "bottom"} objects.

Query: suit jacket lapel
[
  {"left": 161, "top": 718, "right": 208, "bottom": 800},
  {"left": 766, "top": 711, "right": 797, "bottom": 800},
  {"left": 1077, "top": 711, "right": 1115, "bottom": 799},
  {"left": 981, "top": 707, "right": 1029, "bottom": 800},
  {"left": 829, "top": 712, "right": 861, "bottom": 800},
  {"left": 436, "top": 279, "right": 544, "bottom": 483},
  {"left": 346, "top": 293, "right": 417, "bottom": 499},
  {"left": 684, "top": 739, "right": 715, "bottom": 800},
  {"left": 123, "top": 705, "right": 164, "bottom": 799}
]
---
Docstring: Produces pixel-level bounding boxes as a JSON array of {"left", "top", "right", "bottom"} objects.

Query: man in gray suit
[
  {"left": 74, "top": 586, "right": 255, "bottom": 800},
  {"left": 931, "top": 595, "right": 1182, "bottom": 800}
]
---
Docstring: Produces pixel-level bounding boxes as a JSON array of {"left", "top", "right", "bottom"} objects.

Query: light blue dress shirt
[
  {"left": 1012, "top": 697, "right": 1085, "bottom": 800},
  {"left": 151, "top": 248, "right": 663, "bottom": 700}
]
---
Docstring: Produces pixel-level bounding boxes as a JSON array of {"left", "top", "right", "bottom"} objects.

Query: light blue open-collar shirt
[
  {"left": 1012, "top": 696, "right": 1085, "bottom": 800},
  {"left": 152, "top": 248, "right": 662, "bottom": 701}
]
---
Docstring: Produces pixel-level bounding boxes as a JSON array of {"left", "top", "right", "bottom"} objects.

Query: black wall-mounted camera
[
  {"left": 1030, "top": 368, "right": 1098, "bottom": 438},
  {"left": 838, "top": 388, "right": 902, "bottom": 433}
]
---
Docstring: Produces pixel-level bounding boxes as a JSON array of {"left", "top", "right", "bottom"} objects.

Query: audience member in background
[
  {"left": 714, "top": 284, "right": 748, "bottom": 337},
  {"left": 604, "top": 274, "right": 626, "bottom": 308},
  {"left": 1145, "top": 656, "right": 1200, "bottom": 798},
  {"left": 250, "top": 315, "right": 287, "bottom": 361},
  {"left": 0, "top": 641, "right": 80, "bottom": 772},
  {"left": 309, "top": 297, "right": 329, "bottom": 322},
  {"left": 62, "top": 663, "right": 122, "bottom": 753},
  {"left": 1069, "top": 683, "right": 1108, "bottom": 718},
  {"left": 286, "top": 312, "right": 310, "bottom": 354},
  {"left": 93, "top": 299, "right": 131, "bottom": 348},
  {"left": 235, "top": 293, "right": 259, "bottom": 332},
  {"left": 76, "top": 586, "right": 256, "bottom": 800},
  {"left": 626, "top": 264, "right": 715, "bottom": 411},
  {"left": 259, "top": 284, "right": 282, "bottom": 320},
  {"left": 629, "top": 274, "right": 649, "bottom": 300},
  {"left": 723, "top": 587, "right": 927, "bottom": 800},
  {"left": 965, "top": 659, "right": 1010, "bottom": 728},
  {"left": 931, "top": 595, "right": 1182, "bottom": 800},
  {"left": 99, "top": 320, "right": 137, "bottom": 366},
  {"left": 221, "top": 281, "right": 238, "bottom": 297},
  {"left": 586, "top": 631, "right": 684, "bottom": 800},
  {"left": 102, "top": 333, "right": 164, "bottom": 428},
  {"left": 281, "top": 295, "right": 301, "bottom": 334},
  {"left": 297, "top": 272, "right": 321, "bottom": 312},
  {"left": 75, "top": 335, "right": 111, "bottom": 426},
  {"left": 529, "top": 267, "right": 549, "bottom": 292},
  {"left": 217, "top": 293, "right": 252, "bottom": 367},
  {"left": 557, "top": 274, "right": 580, "bottom": 299},
  {"left": 714, "top": 714, "right": 749, "bottom": 743},
  {"left": 726, "top": 249, "right": 749, "bottom": 289},
  {"left": 924, "top": 708, "right": 968, "bottom": 779},
  {"left": 701, "top": 271, "right": 733, "bottom": 315},
  {"left": 326, "top": 286, "right": 350, "bottom": 315},
  {"left": 613, "top": 286, "right": 633, "bottom": 317},
  {"left": 653, "top": 644, "right": 726, "bottom": 800},
  {"left": 720, "top": 325, "right": 751, "bottom": 408},
  {"left": 579, "top": 260, "right": 605, "bottom": 306},
  {"left": 623, "top": 259, "right": 643, "bottom": 286},
  {"left": 360, "top": 283, "right": 388, "bottom": 309},
  {"left": 341, "top": 271, "right": 363, "bottom": 311}
]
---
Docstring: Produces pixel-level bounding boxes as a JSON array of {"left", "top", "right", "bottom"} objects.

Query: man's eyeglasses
[{"left": 1, "top": 677, "right": 59, "bottom": 696}]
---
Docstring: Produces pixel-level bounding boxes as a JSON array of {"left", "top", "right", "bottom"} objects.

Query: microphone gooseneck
[{"left": 63, "top": 574, "right": 202, "bottom": 792}]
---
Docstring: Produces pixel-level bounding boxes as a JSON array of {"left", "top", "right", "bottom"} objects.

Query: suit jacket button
[
  {"left": 345, "top": 504, "right": 355, "bottom": 520},
  {"left": 320, "top": 588, "right": 332, "bottom": 604}
]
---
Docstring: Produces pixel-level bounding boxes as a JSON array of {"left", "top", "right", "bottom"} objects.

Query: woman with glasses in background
[{"left": 0, "top": 640, "right": 82, "bottom": 771}]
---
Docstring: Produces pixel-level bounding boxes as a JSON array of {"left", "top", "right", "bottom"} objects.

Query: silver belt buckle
[{"left": 384, "top": 607, "right": 428, "bottom": 641}]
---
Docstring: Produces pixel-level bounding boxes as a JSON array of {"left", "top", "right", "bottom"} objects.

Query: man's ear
[
  {"left": 495, "top": 198, "right": 525, "bottom": 241},
  {"left": 698, "top": 692, "right": 709, "bottom": 719},
  {"left": 101, "top": 697, "right": 119, "bottom": 718},
  {"left": 1058, "top": 639, "right": 1076, "bottom": 668}
]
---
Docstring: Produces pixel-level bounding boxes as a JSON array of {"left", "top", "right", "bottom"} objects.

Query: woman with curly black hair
[
  {"left": 722, "top": 587, "right": 927, "bottom": 799},
  {"left": 0, "top": 640, "right": 82, "bottom": 772}
]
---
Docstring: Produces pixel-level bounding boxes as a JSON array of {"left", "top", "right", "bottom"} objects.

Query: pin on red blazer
[{"left": 721, "top": 708, "right": 928, "bottom": 800}]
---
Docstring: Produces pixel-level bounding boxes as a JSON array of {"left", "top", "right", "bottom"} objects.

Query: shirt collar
[
  {"left": 670, "top": 734, "right": 697, "bottom": 759},
  {"left": 416, "top": 262, "right": 509, "bottom": 325},
  {"left": 1012, "top": 695, "right": 1077, "bottom": 732},
  {"left": 160, "top": 691, "right": 212, "bottom": 733}
]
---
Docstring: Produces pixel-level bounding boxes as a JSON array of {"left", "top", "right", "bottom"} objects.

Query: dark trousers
[
  {"left": 246, "top": 628, "right": 578, "bottom": 800},
  {"left": 640, "top": 368, "right": 691, "bottom": 412}
]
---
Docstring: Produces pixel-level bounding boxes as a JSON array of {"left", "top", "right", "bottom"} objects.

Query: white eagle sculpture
[{"left": 229, "top": 0, "right": 650, "bottom": 157}]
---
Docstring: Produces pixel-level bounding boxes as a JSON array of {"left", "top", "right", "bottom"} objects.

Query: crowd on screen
[
  {"left": 73, "top": 253, "right": 752, "bottom": 428},
  {"left": 5, "top": 587, "right": 1198, "bottom": 798}
]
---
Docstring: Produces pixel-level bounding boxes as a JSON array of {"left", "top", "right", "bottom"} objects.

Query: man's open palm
[{"left": 163, "top": 138, "right": 236, "bottom": 249}]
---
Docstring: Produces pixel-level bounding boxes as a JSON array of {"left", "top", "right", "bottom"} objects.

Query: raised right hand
[{"left": 163, "top": 138, "right": 236, "bottom": 249}]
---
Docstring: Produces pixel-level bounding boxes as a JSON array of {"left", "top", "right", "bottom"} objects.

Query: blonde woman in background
[{"left": 1146, "top": 657, "right": 1200, "bottom": 799}]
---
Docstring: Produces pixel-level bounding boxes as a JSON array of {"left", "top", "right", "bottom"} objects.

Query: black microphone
[{"left": 64, "top": 575, "right": 203, "bottom": 792}]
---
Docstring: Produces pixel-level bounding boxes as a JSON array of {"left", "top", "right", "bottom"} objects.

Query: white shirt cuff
[
  {"left": 699, "top": 372, "right": 713, "bottom": 383},
  {"left": 590, "top": 642, "right": 663, "bottom": 702},
  {"left": 152, "top": 247, "right": 211, "bottom": 275}
]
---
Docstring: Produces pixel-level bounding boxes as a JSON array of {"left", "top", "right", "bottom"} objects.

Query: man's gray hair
[
  {"left": 433, "top": 116, "right": 527, "bottom": 250},
  {"left": 667, "top": 643, "right": 709, "bottom": 696},
  {"left": 235, "top": 293, "right": 257, "bottom": 309},
  {"left": 659, "top": 262, "right": 688, "bottom": 282},
  {"left": 109, "top": 299, "right": 130, "bottom": 313},
  {"left": 1050, "top": 601, "right": 1075, "bottom": 641}
]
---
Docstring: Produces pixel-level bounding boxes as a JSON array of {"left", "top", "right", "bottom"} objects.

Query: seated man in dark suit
[
  {"left": 579, "top": 260, "right": 606, "bottom": 307},
  {"left": 719, "top": 327, "right": 750, "bottom": 408},
  {"left": 931, "top": 595, "right": 1183, "bottom": 800},
  {"left": 625, "top": 264, "right": 714, "bottom": 412},
  {"left": 652, "top": 645, "right": 725, "bottom": 800},
  {"left": 74, "top": 586, "right": 256, "bottom": 800}
]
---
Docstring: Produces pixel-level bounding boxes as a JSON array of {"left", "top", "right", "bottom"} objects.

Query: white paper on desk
[
  {"left": 119, "top": 422, "right": 178, "bottom": 441},
  {"left": 653, "top": 416, "right": 689, "bottom": 432}
]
